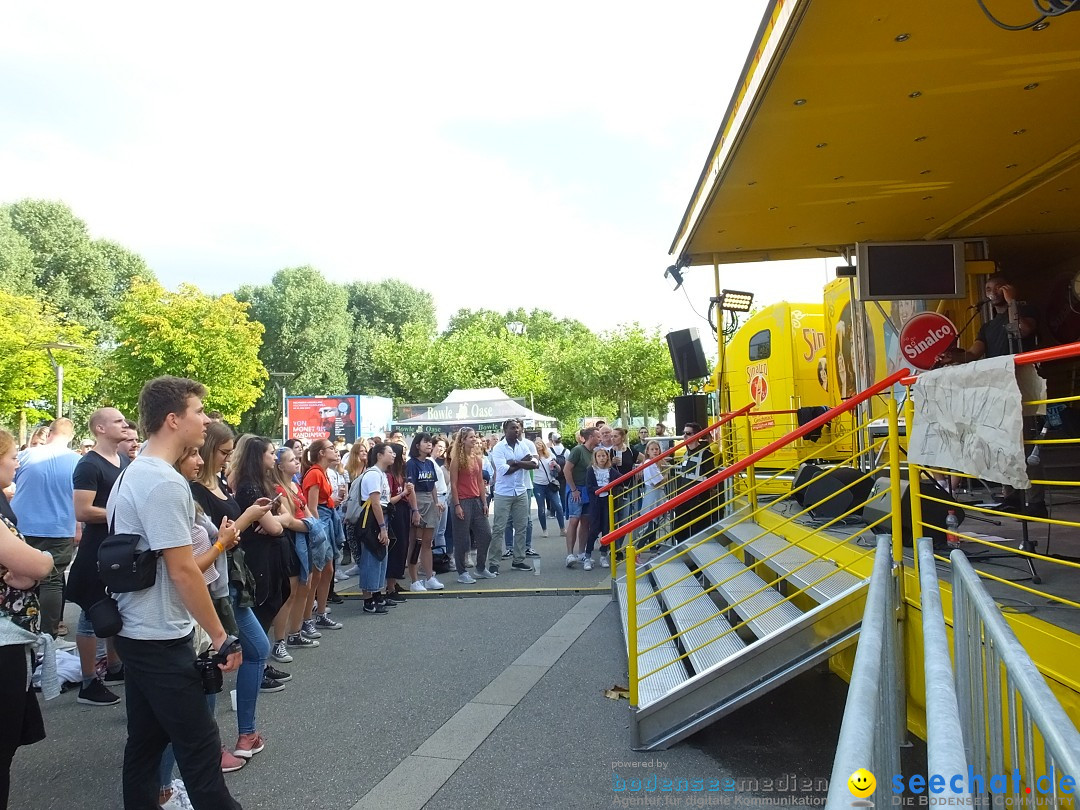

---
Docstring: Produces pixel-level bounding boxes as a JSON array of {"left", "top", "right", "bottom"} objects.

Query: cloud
[{"left": 0, "top": 0, "right": 835, "bottom": 333}]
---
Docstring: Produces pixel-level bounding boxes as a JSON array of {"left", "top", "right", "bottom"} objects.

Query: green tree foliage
[
  {"left": 586, "top": 324, "right": 681, "bottom": 425},
  {"left": 369, "top": 308, "right": 676, "bottom": 430},
  {"left": 107, "top": 280, "right": 267, "bottom": 423},
  {"left": 0, "top": 291, "right": 100, "bottom": 426},
  {"left": 0, "top": 200, "right": 154, "bottom": 335},
  {"left": 345, "top": 279, "right": 436, "bottom": 394},
  {"left": 236, "top": 266, "right": 351, "bottom": 435}
]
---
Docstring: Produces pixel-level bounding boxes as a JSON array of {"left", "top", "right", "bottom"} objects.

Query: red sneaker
[
  {"left": 233, "top": 732, "right": 265, "bottom": 759},
  {"left": 221, "top": 747, "right": 247, "bottom": 773}
]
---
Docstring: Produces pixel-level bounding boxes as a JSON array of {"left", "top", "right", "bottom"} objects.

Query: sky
[{"left": 0, "top": 1, "right": 834, "bottom": 334}]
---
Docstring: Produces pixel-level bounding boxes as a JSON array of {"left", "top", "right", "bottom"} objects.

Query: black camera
[
  {"left": 193, "top": 635, "right": 241, "bottom": 695},
  {"left": 195, "top": 650, "right": 225, "bottom": 694}
]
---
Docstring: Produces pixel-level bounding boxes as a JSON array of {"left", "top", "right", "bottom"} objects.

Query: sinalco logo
[{"left": 848, "top": 768, "right": 876, "bottom": 806}]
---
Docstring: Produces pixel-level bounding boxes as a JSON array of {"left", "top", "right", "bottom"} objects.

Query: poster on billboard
[
  {"left": 356, "top": 396, "right": 393, "bottom": 437},
  {"left": 286, "top": 396, "right": 359, "bottom": 444}
]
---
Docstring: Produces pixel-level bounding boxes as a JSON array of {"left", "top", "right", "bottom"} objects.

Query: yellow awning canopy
[{"left": 670, "top": 0, "right": 1080, "bottom": 270}]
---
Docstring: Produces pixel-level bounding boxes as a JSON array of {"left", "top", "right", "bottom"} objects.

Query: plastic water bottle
[
  {"left": 946, "top": 510, "right": 960, "bottom": 550},
  {"left": 533, "top": 557, "right": 541, "bottom": 576}
]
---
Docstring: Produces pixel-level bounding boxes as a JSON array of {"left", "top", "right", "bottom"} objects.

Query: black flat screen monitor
[{"left": 856, "top": 240, "right": 966, "bottom": 301}]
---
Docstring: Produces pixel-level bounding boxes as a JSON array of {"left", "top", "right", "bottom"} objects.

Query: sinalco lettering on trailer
[
  {"left": 801, "top": 327, "right": 826, "bottom": 361},
  {"left": 899, "top": 312, "right": 958, "bottom": 370}
]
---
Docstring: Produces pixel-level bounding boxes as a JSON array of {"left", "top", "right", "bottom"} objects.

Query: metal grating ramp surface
[
  {"left": 687, "top": 542, "right": 803, "bottom": 638},
  {"left": 649, "top": 560, "right": 746, "bottom": 673},
  {"left": 723, "top": 523, "right": 863, "bottom": 602},
  {"left": 616, "top": 579, "right": 690, "bottom": 706}
]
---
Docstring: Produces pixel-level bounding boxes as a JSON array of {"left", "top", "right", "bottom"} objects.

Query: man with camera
[{"left": 107, "top": 377, "right": 244, "bottom": 809}]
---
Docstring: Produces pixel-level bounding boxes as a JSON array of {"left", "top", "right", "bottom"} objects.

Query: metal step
[
  {"left": 649, "top": 560, "right": 746, "bottom": 674},
  {"left": 687, "top": 541, "right": 803, "bottom": 637},
  {"left": 720, "top": 521, "right": 862, "bottom": 602},
  {"left": 615, "top": 579, "right": 690, "bottom": 706}
]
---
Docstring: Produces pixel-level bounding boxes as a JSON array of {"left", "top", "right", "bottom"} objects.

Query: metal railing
[
  {"left": 824, "top": 536, "right": 902, "bottom": 810},
  {"left": 606, "top": 369, "right": 911, "bottom": 708},
  {"left": 916, "top": 538, "right": 971, "bottom": 796},
  {"left": 952, "top": 549, "right": 1080, "bottom": 806}
]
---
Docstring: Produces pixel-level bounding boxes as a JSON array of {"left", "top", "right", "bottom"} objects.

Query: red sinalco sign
[{"left": 899, "top": 312, "right": 959, "bottom": 370}]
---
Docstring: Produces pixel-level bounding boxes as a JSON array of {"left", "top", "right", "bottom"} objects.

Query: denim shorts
[
  {"left": 566, "top": 485, "right": 590, "bottom": 518},
  {"left": 76, "top": 609, "right": 95, "bottom": 638}
]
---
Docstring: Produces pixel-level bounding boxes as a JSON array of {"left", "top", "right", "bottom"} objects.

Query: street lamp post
[
  {"left": 269, "top": 372, "right": 297, "bottom": 445},
  {"left": 33, "top": 342, "right": 82, "bottom": 419}
]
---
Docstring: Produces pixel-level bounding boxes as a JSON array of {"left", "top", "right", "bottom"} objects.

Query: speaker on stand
[{"left": 666, "top": 328, "right": 710, "bottom": 394}]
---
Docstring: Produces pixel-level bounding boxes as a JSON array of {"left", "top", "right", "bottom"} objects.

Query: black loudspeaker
[
  {"left": 804, "top": 467, "right": 874, "bottom": 519},
  {"left": 791, "top": 463, "right": 822, "bottom": 506},
  {"left": 674, "top": 395, "right": 708, "bottom": 435},
  {"left": 862, "top": 476, "right": 965, "bottom": 546},
  {"left": 666, "top": 328, "right": 710, "bottom": 385}
]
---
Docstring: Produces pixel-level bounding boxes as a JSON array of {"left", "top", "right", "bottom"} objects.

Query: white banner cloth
[{"left": 908, "top": 356, "right": 1033, "bottom": 489}]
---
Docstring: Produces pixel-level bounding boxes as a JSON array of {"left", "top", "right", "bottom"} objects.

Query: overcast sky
[{"left": 0, "top": 1, "right": 833, "bottom": 333}]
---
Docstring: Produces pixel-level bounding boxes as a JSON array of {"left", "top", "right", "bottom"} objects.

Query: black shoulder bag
[{"left": 97, "top": 467, "right": 160, "bottom": 593}]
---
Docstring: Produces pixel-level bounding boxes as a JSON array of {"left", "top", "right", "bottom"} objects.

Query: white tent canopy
[{"left": 392, "top": 388, "right": 557, "bottom": 433}]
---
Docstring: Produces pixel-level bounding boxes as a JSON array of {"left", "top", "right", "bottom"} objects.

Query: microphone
[{"left": 970, "top": 298, "right": 992, "bottom": 308}]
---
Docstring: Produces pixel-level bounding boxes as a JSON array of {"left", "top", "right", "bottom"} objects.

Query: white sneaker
[
  {"left": 565, "top": 554, "right": 577, "bottom": 569},
  {"left": 600, "top": 554, "right": 609, "bottom": 568},
  {"left": 466, "top": 551, "right": 476, "bottom": 568},
  {"left": 341, "top": 565, "right": 360, "bottom": 578},
  {"left": 409, "top": 580, "right": 427, "bottom": 592},
  {"left": 424, "top": 577, "right": 445, "bottom": 591},
  {"left": 333, "top": 569, "right": 349, "bottom": 582},
  {"left": 542, "top": 527, "right": 549, "bottom": 537},
  {"left": 456, "top": 572, "right": 477, "bottom": 584},
  {"left": 583, "top": 558, "right": 594, "bottom": 572},
  {"left": 160, "top": 780, "right": 194, "bottom": 810}
]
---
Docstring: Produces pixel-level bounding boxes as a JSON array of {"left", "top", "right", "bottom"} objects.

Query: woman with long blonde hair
[{"left": 447, "top": 428, "right": 493, "bottom": 584}]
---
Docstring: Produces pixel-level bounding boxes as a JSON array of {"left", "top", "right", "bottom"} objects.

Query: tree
[
  {"left": 344, "top": 280, "right": 437, "bottom": 395},
  {"left": 236, "top": 266, "right": 351, "bottom": 435},
  {"left": 0, "top": 200, "right": 155, "bottom": 335},
  {"left": 106, "top": 280, "right": 267, "bottom": 423},
  {"left": 585, "top": 324, "right": 681, "bottom": 426},
  {"left": 0, "top": 290, "right": 99, "bottom": 428}
]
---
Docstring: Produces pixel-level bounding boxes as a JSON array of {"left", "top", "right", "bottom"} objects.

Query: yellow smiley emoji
[{"left": 848, "top": 769, "right": 876, "bottom": 798}]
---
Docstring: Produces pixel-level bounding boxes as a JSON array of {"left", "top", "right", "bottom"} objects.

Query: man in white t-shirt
[{"left": 107, "top": 376, "right": 243, "bottom": 809}]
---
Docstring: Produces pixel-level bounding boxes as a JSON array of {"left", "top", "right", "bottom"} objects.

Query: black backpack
[{"left": 553, "top": 449, "right": 568, "bottom": 486}]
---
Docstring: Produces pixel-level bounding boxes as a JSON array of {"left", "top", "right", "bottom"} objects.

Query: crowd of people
[{"left": 0, "top": 373, "right": 703, "bottom": 810}]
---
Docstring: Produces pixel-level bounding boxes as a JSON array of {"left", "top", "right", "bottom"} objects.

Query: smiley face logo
[{"left": 847, "top": 769, "right": 876, "bottom": 798}]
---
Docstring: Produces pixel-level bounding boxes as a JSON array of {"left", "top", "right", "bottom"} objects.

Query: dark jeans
[
  {"left": 114, "top": 633, "right": 241, "bottom": 810},
  {"left": 452, "top": 497, "right": 491, "bottom": 574}
]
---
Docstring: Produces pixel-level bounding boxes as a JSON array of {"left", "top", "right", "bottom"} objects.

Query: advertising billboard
[
  {"left": 286, "top": 396, "right": 358, "bottom": 444},
  {"left": 286, "top": 395, "right": 394, "bottom": 444}
]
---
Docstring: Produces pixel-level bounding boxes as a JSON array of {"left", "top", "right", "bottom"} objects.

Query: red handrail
[
  {"left": 595, "top": 403, "right": 755, "bottom": 495},
  {"left": 600, "top": 367, "right": 911, "bottom": 546},
  {"left": 747, "top": 409, "right": 799, "bottom": 416},
  {"left": 900, "top": 340, "right": 1080, "bottom": 385}
]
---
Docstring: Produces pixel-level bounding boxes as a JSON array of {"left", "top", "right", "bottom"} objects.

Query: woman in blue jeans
[
  {"left": 230, "top": 583, "right": 271, "bottom": 759},
  {"left": 532, "top": 440, "right": 565, "bottom": 536}
]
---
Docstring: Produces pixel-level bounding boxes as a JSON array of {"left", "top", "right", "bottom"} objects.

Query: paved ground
[{"left": 13, "top": 586, "right": 926, "bottom": 810}]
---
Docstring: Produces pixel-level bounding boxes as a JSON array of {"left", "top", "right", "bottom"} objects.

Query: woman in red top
[
  {"left": 301, "top": 440, "right": 343, "bottom": 632},
  {"left": 448, "top": 428, "right": 494, "bottom": 582},
  {"left": 270, "top": 447, "right": 318, "bottom": 657}
]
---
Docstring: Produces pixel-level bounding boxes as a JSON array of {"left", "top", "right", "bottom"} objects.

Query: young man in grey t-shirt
[{"left": 107, "top": 376, "right": 243, "bottom": 810}]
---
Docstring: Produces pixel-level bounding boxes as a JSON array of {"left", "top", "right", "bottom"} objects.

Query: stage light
[{"left": 718, "top": 289, "right": 755, "bottom": 313}]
